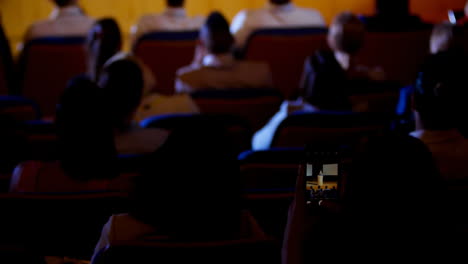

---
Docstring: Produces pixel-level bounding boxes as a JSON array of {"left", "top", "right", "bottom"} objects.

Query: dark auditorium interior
[{"left": 1, "top": 0, "right": 468, "bottom": 263}]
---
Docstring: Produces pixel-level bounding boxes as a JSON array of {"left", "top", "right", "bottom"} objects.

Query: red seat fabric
[
  {"left": 244, "top": 28, "right": 328, "bottom": 99},
  {"left": 19, "top": 37, "right": 87, "bottom": 117},
  {"left": 133, "top": 31, "right": 198, "bottom": 95}
]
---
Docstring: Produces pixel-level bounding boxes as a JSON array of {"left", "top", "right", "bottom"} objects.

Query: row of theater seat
[
  {"left": 0, "top": 27, "right": 444, "bottom": 117},
  {"left": 2, "top": 145, "right": 468, "bottom": 262},
  {"left": 0, "top": 148, "right": 302, "bottom": 261}
]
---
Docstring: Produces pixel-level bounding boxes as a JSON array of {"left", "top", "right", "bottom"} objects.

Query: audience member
[
  {"left": 10, "top": 77, "right": 121, "bottom": 193},
  {"left": 397, "top": 23, "right": 467, "bottom": 134},
  {"left": 360, "top": 0, "right": 428, "bottom": 32},
  {"left": 98, "top": 59, "right": 169, "bottom": 155},
  {"left": 175, "top": 11, "right": 273, "bottom": 93},
  {"left": 91, "top": 124, "right": 267, "bottom": 262},
  {"left": 282, "top": 134, "right": 449, "bottom": 264},
  {"left": 0, "top": 18, "right": 15, "bottom": 93},
  {"left": 22, "top": 0, "right": 94, "bottom": 43},
  {"left": 230, "top": 0, "right": 326, "bottom": 48},
  {"left": 429, "top": 22, "right": 465, "bottom": 55},
  {"left": 99, "top": 45, "right": 199, "bottom": 122},
  {"left": 131, "top": 0, "right": 204, "bottom": 44},
  {"left": 252, "top": 12, "right": 382, "bottom": 150},
  {"left": 456, "top": 1, "right": 468, "bottom": 25},
  {"left": 86, "top": 18, "right": 122, "bottom": 82},
  {"left": 410, "top": 52, "right": 468, "bottom": 181}
]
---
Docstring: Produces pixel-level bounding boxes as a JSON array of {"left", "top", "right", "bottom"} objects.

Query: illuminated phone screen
[{"left": 305, "top": 150, "right": 340, "bottom": 201}]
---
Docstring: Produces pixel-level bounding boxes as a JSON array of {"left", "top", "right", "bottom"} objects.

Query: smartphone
[{"left": 304, "top": 145, "right": 343, "bottom": 203}]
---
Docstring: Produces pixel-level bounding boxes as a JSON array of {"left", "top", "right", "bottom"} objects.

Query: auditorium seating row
[
  {"left": 2, "top": 145, "right": 468, "bottom": 263},
  {"left": 0, "top": 27, "right": 443, "bottom": 117},
  {"left": 0, "top": 147, "right": 300, "bottom": 261}
]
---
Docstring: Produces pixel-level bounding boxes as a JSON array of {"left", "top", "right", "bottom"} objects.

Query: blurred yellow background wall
[{"left": 0, "top": 0, "right": 466, "bottom": 53}]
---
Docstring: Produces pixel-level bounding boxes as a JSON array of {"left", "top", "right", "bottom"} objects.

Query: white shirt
[
  {"left": 131, "top": 7, "right": 205, "bottom": 42},
  {"left": 230, "top": 2, "right": 326, "bottom": 48},
  {"left": 410, "top": 129, "right": 468, "bottom": 181},
  {"left": 175, "top": 53, "right": 273, "bottom": 93},
  {"left": 252, "top": 98, "right": 317, "bottom": 150},
  {"left": 24, "top": 6, "right": 95, "bottom": 41}
]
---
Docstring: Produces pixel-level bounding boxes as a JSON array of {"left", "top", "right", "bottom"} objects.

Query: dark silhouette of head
[
  {"left": 86, "top": 18, "right": 122, "bottom": 82},
  {"left": 99, "top": 59, "right": 144, "bottom": 131},
  {"left": 413, "top": 52, "right": 466, "bottom": 131},
  {"left": 166, "top": 0, "right": 184, "bottom": 8},
  {"left": 52, "top": 0, "right": 77, "bottom": 8},
  {"left": 327, "top": 12, "right": 366, "bottom": 55},
  {"left": 130, "top": 122, "right": 241, "bottom": 240},
  {"left": 376, "top": 0, "right": 409, "bottom": 17},
  {"left": 269, "top": 0, "right": 291, "bottom": 5},
  {"left": 200, "top": 11, "right": 235, "bottom": 55},
  {"left": 56, "top": 77, "right": 118, "bottom": 181},
  {"left": 340, "top": 134, "right": 444, "bottom": 252}
]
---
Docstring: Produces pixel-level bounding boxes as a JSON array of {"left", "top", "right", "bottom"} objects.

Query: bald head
[{"left": 200, "top": 11, "right": 234, "bottom": 54}]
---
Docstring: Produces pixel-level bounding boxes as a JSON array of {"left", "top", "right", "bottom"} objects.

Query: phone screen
[{"left": 305, "top": 149, "right": 341, "bottom": 202}]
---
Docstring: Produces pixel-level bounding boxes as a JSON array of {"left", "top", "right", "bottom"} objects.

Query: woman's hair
[
  {"left": 56, "top": 76, "right": 118, "bottom": 181},
  {"left": 327, "top": 12, "right": 366, "bottom": 55},
  {"left": 86, "top": 18, "right": 122, "bottom": 82},
  {"left": 130, "top": 122, "right": 242, "bottom": 240},
  {"left": 99, "top": 59, "right": 144, "bottom": 130}
]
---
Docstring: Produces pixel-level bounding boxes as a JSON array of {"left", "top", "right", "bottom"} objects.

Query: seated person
[
  {"left": 430, "top": 22, "right": 465, "bottom": 55},
  {"left": 91, "top": 124, "right": 267, "bottom": 262},
  {"left": 359, "top": 0, "right": 429, "bottom": 32},
  {"left": 98, "top": 44, "right": 199, "bottom": 122},
  {"left": 86, "top": 18, "right": 122, "bottom": 82},
  {"left": 410, "top": 52, "right": 468, "bottom": 181},
  {"left": 230, "top": 0, "right": 326, "bottom": 48},
  {"left": 98, "top": 59, "right": 169, "bottom": 155},
  {"left": 130, "top": 0, "right": 205, "bottom": 44},
  {"left": 456, "top": 0, "right": 468, "bottom": 25},
  {"left": 397, "top": 22, "right": 466, "bottom": 133},
  {"left": 282, "top": 135, "right": 450, "bottom": 263},
  {"left": 0, "top": 18, "right": 15, "bottom": 93},
  {"left": 175, "top": 11, "right": 273, "bottom": 93},
  {"left": 22, "top": 0, "right": 94, "bottom": 44},
  {"left": 252, "top": 12, "right": 383, "bottom": 150},
  {"left": 10, "top": 77, "right": 124, "bottom": 193}
]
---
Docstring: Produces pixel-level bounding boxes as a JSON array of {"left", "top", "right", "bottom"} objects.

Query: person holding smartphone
[{"left": 282, "top": 135, "right": 453, "bottom": 263}]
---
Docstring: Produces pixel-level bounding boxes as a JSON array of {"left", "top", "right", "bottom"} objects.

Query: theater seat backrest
[
  {"left": 244, "top": 28, "right": 328, "bottom": 99},
  {"left": 191, "top": 89, "right": 283, "bottom": 131},
  {"left": 0, "top": 96, "right": 41, "bottom": 122},
  {"left": 133, "top": 31, "right": 199, "bottom": 95},
  {"left": 19, "top": 37, "right": 87, "bottom": 118},
  {"left": 141, "top": 113, "right": 253, "bottom": 154},
  {"left": 356, "top": 30, "right": 431, "bottom": 86},
  {"left": 272, "top": 111, "right": 390, "bottom": 148}
]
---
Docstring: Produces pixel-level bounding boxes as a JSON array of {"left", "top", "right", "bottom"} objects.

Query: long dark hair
[
  {"left": 86, "top": 18, "right": 122, "bottom": 82},
  {"left": 56, "top": 76, "right": 118, "bottom": 181}
]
